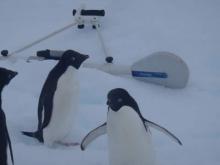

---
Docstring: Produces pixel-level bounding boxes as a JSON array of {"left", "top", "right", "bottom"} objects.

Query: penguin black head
[
  {"left": 60, "top": 50, "right": 89, "bottom": 69},
  {"left": 107, "top": 88, "right": 140, "bottom": 113},
  {"left": 0, "top": 67, "right": 18, "bottom": 88}
]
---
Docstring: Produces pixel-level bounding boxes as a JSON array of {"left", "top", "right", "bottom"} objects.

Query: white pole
[
  {"left": 83, "top": 62, "right": 131, "bottom": 75},
  {"left": 26, "top": 55, "right": 131, "bottom": 75},
  {"left": 7, "top": 21, "right": 78, "bottom": 57},
  {"left": 92, "top": 22, "right": 112, "bottom": 62}
]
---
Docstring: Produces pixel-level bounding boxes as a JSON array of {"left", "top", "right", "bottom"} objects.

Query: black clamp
[
  {"left": 105, "top": 56, "right": 114, "bottom": 63},
  {"left": 1, "top": 50, "right": 9, "bottom": 56}
]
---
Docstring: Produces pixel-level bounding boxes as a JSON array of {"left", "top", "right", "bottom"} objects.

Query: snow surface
[{"left": 0, "top": 0, "right": 220, "bottom": 165}]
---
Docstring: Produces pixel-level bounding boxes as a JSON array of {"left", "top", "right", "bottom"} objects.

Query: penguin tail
[
  {"left": 22, "top": 131, "right": 35, "bottom": 137},
  {"left": 22, "top": 131, "right": 44, "bottom": 143}
]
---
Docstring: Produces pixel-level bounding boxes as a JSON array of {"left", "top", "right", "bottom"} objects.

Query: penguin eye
[{"left": 117, "top": 98, "right": 123, "bottom": 103}]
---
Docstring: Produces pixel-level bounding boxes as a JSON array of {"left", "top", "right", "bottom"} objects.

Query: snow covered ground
[{"left": 0, "top": 0, "right": 220, "bottom": 165}]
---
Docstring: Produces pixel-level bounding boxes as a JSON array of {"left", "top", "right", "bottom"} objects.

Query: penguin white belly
[
  {"left": 107, "top": 106, "right": 156, "bottom": 165},
  {"left": 43, "top": 67, "right": 79, "bottom": 145}
]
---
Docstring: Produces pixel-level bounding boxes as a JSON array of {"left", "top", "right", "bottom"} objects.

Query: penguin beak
[
  {"left": 82, "top": 55, "right": 89, "bottom": 61},
  {"left": 12, "top": 71, "right": 18, "bottom": 77},
  {"left": 10, "top": 71, "right": 18, "bottom": 80},
  {"left": 106, "top": 100, "right": 116, "bottom": 111},
  {"left": 74, "top": 54, "right": 89, "bottom": 69},
  {"left": 79, "top": 54, "right": 89, "bottom": 65},
  {"left": 106, "top": 100, "right": 110, "bottom": 106}
]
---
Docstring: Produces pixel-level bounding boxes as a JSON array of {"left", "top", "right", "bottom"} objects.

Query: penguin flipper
[
  {"left": 81, "top": 122, "right": 107, "bottom": 150},
  {"left": 144, "top": 119, "right": 182, "bottom": 145}
]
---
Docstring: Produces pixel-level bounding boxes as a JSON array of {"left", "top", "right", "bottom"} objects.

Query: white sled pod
[
  {"left": 83, "top": 51, "right": 189, "bottom": 89},
  {"left": 131, "top": 51, "right": 189, "bottom": 89}
]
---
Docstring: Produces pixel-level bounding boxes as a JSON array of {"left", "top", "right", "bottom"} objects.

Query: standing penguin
[
  {"left": 81, "top": 88, "right": 182, "bottom": 165},
  {"left": 22, "top": 50, "right": 89, "bottom": 146},
  {"left": 0, "top": 67, "right": 17, "bottom": 165}
]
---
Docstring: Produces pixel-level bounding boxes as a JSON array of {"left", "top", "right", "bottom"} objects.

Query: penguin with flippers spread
[{"left": 81, "top": 88, "right": 182, "bottom": 165}]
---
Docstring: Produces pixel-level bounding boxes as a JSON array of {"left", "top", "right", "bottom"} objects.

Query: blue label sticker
[{"left": 132, "top": 71, "right": 168, "bottom": 78}]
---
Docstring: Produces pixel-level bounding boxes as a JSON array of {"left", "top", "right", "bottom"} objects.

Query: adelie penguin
[
  {"left": 81, "top": 88, "right": 182, "bottom": 165},
  {"left": 0, "top": 67, "right": 17, "bottom": 165},
  {"left": 22, "top": 50, "right": 89, "bottom": 146}
]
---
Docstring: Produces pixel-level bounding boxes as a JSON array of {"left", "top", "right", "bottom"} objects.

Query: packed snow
[{"left": 0, "top": 0, "right": 220, "bottom": 165}]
